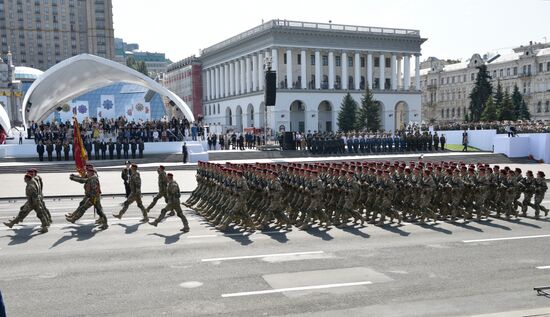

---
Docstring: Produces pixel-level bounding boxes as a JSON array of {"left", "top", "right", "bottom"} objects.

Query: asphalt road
[{"left": 1, "top": 195, "right": 550, "bottom": 317}]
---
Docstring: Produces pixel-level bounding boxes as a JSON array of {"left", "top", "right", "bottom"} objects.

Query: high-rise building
[{"left": 0, "top": 0, "right": 115, "bottom": 71}]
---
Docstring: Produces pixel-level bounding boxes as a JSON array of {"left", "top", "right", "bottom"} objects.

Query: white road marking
[
  {"left": 463, "top": 234, "right": 550, "bottom": 243},
  {"left": 187, "top": 234, "right": 218, "bottom": 239},
  {"left": 202, "top": 251, "right": 324, "bottom": 262},
  {"left": 221, "top": 281, "right": 372, "bottom": 298},
  {"left": 536, "top": 266, "right": 550, "bottom": 270}
]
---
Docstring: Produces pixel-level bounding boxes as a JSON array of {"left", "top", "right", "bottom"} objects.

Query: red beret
[{"left": 167, "top": 173, "right": 173, "bottom": 177}]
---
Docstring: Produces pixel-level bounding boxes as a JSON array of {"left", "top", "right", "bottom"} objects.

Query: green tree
[
  {"left": 519, "top": 100, "right": 531, "bottom": 120},
  {"left": 126, "top": 56, "right": 149, "bottom": 77},
  {"left": 480, "top": 95, "right": 497, "bottom": 121},
  {"left": 337, "top": 92, "right": 358, "bottom": 132},
  {"left": 355, "top": 86, "right": 381, "bottom": 132},
  {"left": 498, "top": 92, "right": 516, "bottom": 120},
  {"left": 469, "top": 65, "right": 493, "bottom": 121},
  {"left": 511, "top": 85, "right": 524, "bottom": 118},
  {"left": 494, "top": 80, "right": 504, "bottom": 115}
]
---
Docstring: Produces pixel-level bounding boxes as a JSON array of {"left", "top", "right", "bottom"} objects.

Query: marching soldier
[
  {"left": 146, "top": 165, "right": 168, "bottom": 213},
  {"left": 149, "top": 173, "right": 190, "bottom": 232},
  {"left": 113, "top": 163, "right": 148, "bottom": 222},
  {"left": 3, "top": 172, "right": 49, "bottom": 233},
  {"left": 65, "top": 165, "right": 108, "bottom": 230},
  {"left": 30, "top": 168, "right": 52, "bottom": 225}
]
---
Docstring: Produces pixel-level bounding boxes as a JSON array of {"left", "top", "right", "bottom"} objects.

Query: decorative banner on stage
[
  {"left": 132, "top": 100, "right": 151, "bottom": 122},
  {"left": 98, "top": 95, "right": 116, "bottom": 119},
  {"left": 125, "top": 103, "right": 135, "bottom": 121},
  {"left": 58, "top": 102, "right": 74, "bottom": 123},
  {"left": 74, "top": 101, "right": 89, "bottom": 122}
]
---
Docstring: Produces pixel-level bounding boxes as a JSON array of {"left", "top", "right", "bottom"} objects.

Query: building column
[
  {"left": 396, "top": 56, "right": 402, "bottom": 89},
  {"left": 391, "top": 53, "right": 397, "bottom": 90},
  {"left": 328, "top": 51, "right": 335, "bottom": 89},
  {"left": 354, "top": 52, "right": 360, "bottom": 90},
  {"left": 214, "top": 67, "right": 220, "bottom": 99},
  {"left": 257, "top": 52, "right": 264, "bottom": 90},
  {"left": 404, "top": 54, "right": 411, "bottom": 90},
  {"left": 379, "top": 53, "right": 385, "bottom": 90},
  {"left": 229, "top": 62, "right": 235, "bottom": 95},
  {"left": 220, "top": 65, "right": 226, "bottom": 98},
  {"left": 315, "top": 50, "right": 321, "bottom": 89},
  {"left": 283, "top": 49, "right": 291, "bottom": 89},
  {"left": 252, "top": 54, "right": 258, "bottom": 91},
  {"left": 206, "top": 69, "right": 212, "bottom": 100},
  {"left": 224, "top": 64, "right": 230, "bottom": 97},
  {"left": 415, "top": 54, "right": 421, "bottom": 90},
  {"left": 367, "top": 52, "right": 373, "bottom": 89},
  {"left": 245, "top": 56, "right": 251, "bottom": 93},
  {"left": 271, "top": 48, "right": 279, "bottom": 88},
  {"left": 300, "top": 49, "right": 307, "bottom": 89},
  {"left": 342, "top": 51, "right": 348, "bottom": 90},
  {"left": 234, "top": 60, "right": 240, "bottom": 95},
  {"left": 240, "top": 58, "right": 246, "bottom": 94}
]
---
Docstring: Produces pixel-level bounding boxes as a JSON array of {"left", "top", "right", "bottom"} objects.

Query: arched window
[
  {"left": 441, "top": 109, "right": 444, "bottom": 118},
  {"left": 537, "top": 101, "right": 542, "bottom": 113},
  {"left": 348, "top": 76, "right": 354, "bottom": 88},
  {"left": 446, "top": 108, "right": 450, "bottom": 118},
  {"left": 335, "top": 75, "right": 341, "bottom": 89},
  {"left": 457, "top": 107, "right": 461, "bottom": 117}
]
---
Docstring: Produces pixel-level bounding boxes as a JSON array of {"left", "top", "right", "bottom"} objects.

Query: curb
[{"left": 0, "top": 191, "right": 194, "bottom": 202}]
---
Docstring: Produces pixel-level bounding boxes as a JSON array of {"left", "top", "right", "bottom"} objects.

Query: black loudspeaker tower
[
  {"left": 265, "top": 70, "right": 277, "bottom": 106},
  {"left": 144, "top": 89, "right": 155, "bottom": 102},
  {"left": 283, "top": 131, "right": 295, "bottom": 150}
]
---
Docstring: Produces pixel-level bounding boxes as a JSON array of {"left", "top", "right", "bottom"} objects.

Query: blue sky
[{"left": 113, "top": 0, "right": 550, "bottom": 62}]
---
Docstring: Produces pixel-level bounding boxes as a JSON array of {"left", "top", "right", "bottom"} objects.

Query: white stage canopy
[{"left": 22, "top": 54, "right": 194, "bottom": 126}]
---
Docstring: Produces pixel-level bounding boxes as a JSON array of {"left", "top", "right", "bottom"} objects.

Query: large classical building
[
  {"left": 0, "top": 0, "right": 115, "bottom": 70},
  {"left": 417, "top": 42, "right": 550, "bottom": 123},
  {"left": 198, "top": 19, "right": 426, "bottom": 134}
]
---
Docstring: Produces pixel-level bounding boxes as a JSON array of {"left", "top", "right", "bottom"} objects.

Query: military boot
[
  {"left": 37, "top": 226, "right": 48, "bottom": 234},
  {"left": 148, "top": 220, "right": 159, "bottom": 227},
  {"left": 3, "top": 219, "right": 16, "bottom": 228}
]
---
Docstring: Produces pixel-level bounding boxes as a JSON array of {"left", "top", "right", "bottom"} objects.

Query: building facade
[
  {"left": 200, "top": 19, "right": 425, "bottom": 134},
  {"left": 0, "top": 0, "right": 115, "bottom": 70},
  {"left": 164, "top": 55, "right": 202, "bottom": 119},
  {"left": 114, "top": 38, "right": 171, "bottom": 78},
  {"left": 418, "top": 42, "right": 550, "bottom": 123},
  {"left": 0, "top": 51, "right": 23, "bottom": 126}
]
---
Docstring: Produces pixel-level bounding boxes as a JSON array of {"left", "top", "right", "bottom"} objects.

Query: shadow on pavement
[
  {"left": 342, "top": 225, "right": 370, "bottom": 239},
  {"left": 448, "top": 221, "right": 483, "bottom": 233},
  {"left": 417, "top": 222, "right": 453, "bottom": 235},
  {"left": 222, "top": 227, "right": 254, "bottom": 246},
  {"left": 263, "top": 229, "right": 290, "bottom": 243},
  {"left": 505, "top": 218, "right": 542, "bottom": 229},
  {"left": 381, "top": 223, "right": 411, "bottom": 236},
  {"left": 3, "top": 227, "right": 40, "bottom": 245},
  {"left": 149, "top": 232, "right": 183, "bottom": 244},
  {"left": 50, "top": 224, "right": 98, "bottom": 248},
  {"left": 304, "top": 226, "right": 334, "bottom": 241},
  {"left": 476, "top": 219, "right": 511, "bottom": 231},
  {"left": 117, "top": 222, "right": 146, "bottom": 234}
]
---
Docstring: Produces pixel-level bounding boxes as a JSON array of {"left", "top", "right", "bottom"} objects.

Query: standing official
[
  {"left": 121, "top": 160, "right": 131, "bottom": 197},
  {"left": 182, "top": 142, "right": 188, "bottom": 164}
]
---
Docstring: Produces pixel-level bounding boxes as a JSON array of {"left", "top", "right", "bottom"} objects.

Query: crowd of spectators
[
  {"left": 431, "top": 120, "right": 550, "bottom": 134},
  {"left": 206, "top": 132, "right": 265, "bottom": 150},
  {"left": 27, "top": 116, "right": 207, "bottom": 161}
]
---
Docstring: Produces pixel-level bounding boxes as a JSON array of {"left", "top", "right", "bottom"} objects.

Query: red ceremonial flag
[{"left": 73, "top": 116, "right": 87, "bottom": 176}]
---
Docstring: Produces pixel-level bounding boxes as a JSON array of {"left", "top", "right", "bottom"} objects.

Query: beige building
[
  {"left": 0, "top": 0, "right": 115, "bottom": 70},
  {"left": 417, "top": 42, "right": 550, "bottom": 123}
]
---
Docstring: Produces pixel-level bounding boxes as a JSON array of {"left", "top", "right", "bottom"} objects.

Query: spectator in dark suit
[
  {"left": 123, "top": 139, "right": 129, "bottom": 159},
  {"left": 37, "top": 141, "right": 45, "bottom": 161},
  {"left": 130, "top": 139, "right": 137, "bottom": 159},
  {"left": 46, "top": 140, "right": 54, "bottom": 161},
  {"left": 138, "top": 138, "right": 144, "bottom": 158},
  {"left": 108, "top": 139, "right": 115, "bottom": 160},
  {"left": 55, "top": 140, "right": 62, "bottom": 161},
  {"left": 63, "top": 141, "right": 70, "bottom": 160},
  {"left": 100, "top": 140, "right": 107, "bottom": 160}
]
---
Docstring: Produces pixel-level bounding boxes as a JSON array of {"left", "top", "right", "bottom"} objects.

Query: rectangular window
[
  {"left": 463, "top": 74, "right": 466, "bottom": 82},
  {"left": 322, "top": 55, "right": 328, "bottom": 66},
  {"left": 362, "top": 57, "right": 366, "bottom": 67},
  {"left": 523, "top": 65, "right": 527, "bottom": 75},
  {"left": 506, "top": 68, "right": 510, "bottom": 76},
  {"left": 283, "top": 53, "right": 287, "bottom": 65},
  {"left": 310, "top": 54, "right": 315, "bottom": 66},
  {"left": 500, "top": 69, "right": 503, "bottom": 77},
  {"left": 471, "top": 73, "right": 475, "bottom": 81},
  {"left": 335, "top": 56, "right": 341, "bottom": 67},
  {"left": 297, "top": 54, "right": 301, "bottom": 65},
  {"left": 547, "top": 62, "right": 550, "bottom": 72},
  {"left": 348, "top": 56, "right": 353, "bottom": 67},
  {"left": 513, "top": 67, "right": 517, "bottom": 75},
  {"left": 539, "top": 63, "right": 543, "bottom": 73},
  {"left": 385, "top": 58, "right": 390, "bottom": 68}
]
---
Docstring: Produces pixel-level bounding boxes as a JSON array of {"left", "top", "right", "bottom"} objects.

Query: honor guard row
[{"left": 184, "top": 161, "right": 548, "bottom": 231}]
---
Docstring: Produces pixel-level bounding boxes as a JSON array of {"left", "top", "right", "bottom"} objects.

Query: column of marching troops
[
  {"left": 4, "top": 160, "right": 548, "bottom": 234},
  {"left": 183, "top": 161, "right": 548, "bottom": 231},
  {"left": 3, "top": 164, "right": 190, "bottom": 234}
]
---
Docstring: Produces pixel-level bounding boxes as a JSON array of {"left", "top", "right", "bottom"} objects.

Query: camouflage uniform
[
  {"left": 66, "top": 171, "right": 108, "bottom": 230},
  {"left": 114, "top": 166, "right": 148, "bottom": 221},
  {"left": 150, "top": 176, "right": 190, "bottom": 232},
  {"left": 3, "top": 174, "right": 49, "bottom": 233}
]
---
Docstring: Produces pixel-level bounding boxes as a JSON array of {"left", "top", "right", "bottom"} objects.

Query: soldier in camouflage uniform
[
  {"left": 65, "top": 165, "right": 108, "bottom": 230},
  {"left": 146, "top": 165, "right": 168, "bottom": 214},
  {"left": 3, "top": 172, "right": 49, "bottom": 233},
  {"left": 532, "top": 171, "right": 548, "bottom": 218},
  {"left": 113, "top": 163, "right": 148, "bottom": 222},
  {"left": 149, "top": 173, "right": 190, "bottom": 232},
  {"left": 30, "top": 168, "right": 52, "bottom": 225}
]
